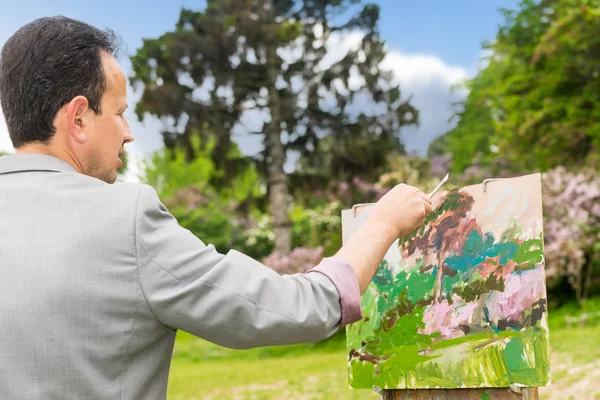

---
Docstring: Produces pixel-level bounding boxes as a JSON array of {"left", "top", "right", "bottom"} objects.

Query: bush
[
  {"left": 290, "top": 202, "right": 343, "bottom": 256},
  {"left": 163, "top": 185, "right": 246, "bottom": 255},
  {"left": 542, "top": 167, "right": 600, "bottom": 303},
  {"left": 262, "top": 247, "right": 325, "bottom": 275},
  {"left": 238, "top": 213, "right": 275, "bottom": 260}
]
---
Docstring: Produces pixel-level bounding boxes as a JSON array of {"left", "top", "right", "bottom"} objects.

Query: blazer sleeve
[{"left": 134, "top": 184, "right": 363, "bottom": 349}]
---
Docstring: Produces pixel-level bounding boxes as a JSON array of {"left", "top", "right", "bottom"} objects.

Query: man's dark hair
[{"left": 0, "top": 16, "right": 122, "bottom": 147}]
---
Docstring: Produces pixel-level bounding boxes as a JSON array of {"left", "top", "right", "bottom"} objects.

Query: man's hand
[
  {"left": 370, "top": 183, "right": 433, "bottom": 239},
  {"left": 334, "top": 184, "right": 433, "bottom": 294}
]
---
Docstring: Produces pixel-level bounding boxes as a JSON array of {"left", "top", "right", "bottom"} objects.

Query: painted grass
[
  {"left": 348, "top": 327, "right": 549, "bottom": 389},
  {"left": 167, "top": 324, "right": 600, "bottom": 399}
]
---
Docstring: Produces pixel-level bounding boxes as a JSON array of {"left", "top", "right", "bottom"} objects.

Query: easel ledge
[{"left": 378, "top": 387, "right": 539, "bottom": 400}]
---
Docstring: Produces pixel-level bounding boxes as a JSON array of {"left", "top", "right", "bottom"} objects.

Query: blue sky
[{"left": 0, "top": 0, "right": 520, "bottom": 178}]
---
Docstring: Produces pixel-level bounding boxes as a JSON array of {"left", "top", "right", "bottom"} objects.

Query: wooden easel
[{"left": 377, "top": 387, "right": 539, "bottom": 400}]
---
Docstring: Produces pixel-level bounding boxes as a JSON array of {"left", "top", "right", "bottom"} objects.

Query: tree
[
  {"left": 130, "top": 0, "right": 418, "bottom": 255},
  {"left": 440, "top": 0, "right": 600, "bottom": 173}
]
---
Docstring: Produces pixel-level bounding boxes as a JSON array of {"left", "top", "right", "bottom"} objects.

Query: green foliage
[
  {"left": 426, "top": 134, "right": 449, "bottom": 158},
  {"left": 140, "top": 135, "right": 265, "bottom": 255},
  {"left": 440, "top": 0, "right": 600, "bottom": 173},
  {"left": 377, "top": 153, "right": 444, "bottom": 193},
  {"left": 142, "top": 135, "right": 216, "bottom": 199},
  {"left": 240, "top": 214, "right": 275, "bottom": 260},
  {"left": 546, "top": 298, "right": 600, "bottom": 329},
  {"left": 443, "top": 69, "right": 500, "bottom": 172},
  {"left": 289, "top": 202, "right": 343, "bottom": 256}
]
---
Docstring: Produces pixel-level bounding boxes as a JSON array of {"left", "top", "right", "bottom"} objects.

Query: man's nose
[{"left": 123, "top": 117, "right": 134, "bottom": 143}]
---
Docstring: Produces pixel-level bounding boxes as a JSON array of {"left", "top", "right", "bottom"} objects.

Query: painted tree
[
  {"left": 399, "top": 191, "right": 477, "bottom": 304},
  {"left": 130, "top": 0, "right": 418, "bottom": 255}
]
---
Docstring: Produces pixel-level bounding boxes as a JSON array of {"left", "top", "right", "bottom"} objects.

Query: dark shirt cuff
[{"left": 307, "top": 257, "right": 363, "bottom": 326}]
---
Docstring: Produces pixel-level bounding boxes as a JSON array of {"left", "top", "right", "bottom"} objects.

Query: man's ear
[{"left": 66, "top": 96, "right": 91, "bottom": 144}]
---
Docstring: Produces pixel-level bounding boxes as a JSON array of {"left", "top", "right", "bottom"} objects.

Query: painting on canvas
[{"left": 342, "top": 173, "right": 551, "bottom": 389}]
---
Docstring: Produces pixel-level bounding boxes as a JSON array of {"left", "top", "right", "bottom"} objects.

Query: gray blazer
[{"left": 0, "top": 154, "right": 362, "bottom": 400}]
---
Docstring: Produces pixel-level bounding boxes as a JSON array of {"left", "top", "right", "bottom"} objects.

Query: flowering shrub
[
  {"left": 262, "top": 247, "right": 325, "bottom": 275},
  {"left": 240, "top": 214, "right": 275, "bottom": 259},
  {"left": 542, "top": 167, "right": 600, "bottom": 301},
  {"left": 162, "top": 184, "right": 242, "bottom": 254},
  {"left": 290, "top": 202, "right": 342, "bottom": 255}
]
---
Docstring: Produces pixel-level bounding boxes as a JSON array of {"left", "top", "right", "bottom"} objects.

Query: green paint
[
  {"left": 453, "top": 274, "right": 504, "bottom": 302},
  {"left": 373, "top": 263, "right": 435, "bottom": 314},
  {"left": 505, "top": 337, "right": 529, "bottom": 371},
  {"left": 513, "top": 236, "right": 544, "bottom": 270},
  {"left": 500, "top": 218, "right": 526, "bottom": 242},
  {"left": 482, "top": 393, "right": 491, "bottom": 400},
  {"left": 505, "top": 327, "right": 551, "bottom": 386}
]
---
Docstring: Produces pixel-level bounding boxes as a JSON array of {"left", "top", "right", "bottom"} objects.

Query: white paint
[{"left": 482, "top": 183, "right": 528, "bottom": 227}]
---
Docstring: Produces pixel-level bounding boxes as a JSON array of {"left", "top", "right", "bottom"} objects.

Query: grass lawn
[
  {"left": 167, "top": 331, "right": 374, "bottom": 400},
  {"left": 167, "top": 324, "right": 600, "bottom": 399}
]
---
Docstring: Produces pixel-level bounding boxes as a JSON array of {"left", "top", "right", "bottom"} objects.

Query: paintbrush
[
  {"left": 351, "top": 173, "right": 450, "bottom": 216},
  {"left": 428, "top": 173, "right": 449, "bottom": 199}
]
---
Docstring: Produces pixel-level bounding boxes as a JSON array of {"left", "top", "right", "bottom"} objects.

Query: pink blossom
[
  {"left": 485, "top": 268, "right": 546, "bottom": 322},
  {"left": 421, "top": 298, "right": 478, "bottom": 340},
  {"left": 262, "top": 247, "right": 325, "bottom": 275}
]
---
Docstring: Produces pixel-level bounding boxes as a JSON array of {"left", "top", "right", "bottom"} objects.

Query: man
[{"left": 0, "top": 16, "right": 432, "bottom": 400}]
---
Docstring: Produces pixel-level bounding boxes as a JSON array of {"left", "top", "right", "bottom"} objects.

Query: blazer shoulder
[{"left": 108, "top": 182, "right": 158, "bottom": 202}]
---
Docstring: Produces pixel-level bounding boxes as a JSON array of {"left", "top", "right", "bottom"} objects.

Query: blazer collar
[{"left": 0, "top": 153, "right": 78, "bottom": 175}]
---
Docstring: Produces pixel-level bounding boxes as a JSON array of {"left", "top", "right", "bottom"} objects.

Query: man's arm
[
  {"left": 335, "top": 184, "right": 432, "bottom": 293},
  {"left": 135, "top": 184, "right": 352, "bottom": 349},
  {"left": 134, "top": 183, "right": 431, "bottom": 349}
]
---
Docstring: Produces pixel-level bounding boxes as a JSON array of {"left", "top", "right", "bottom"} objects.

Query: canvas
[{"left": 342, "top": 173, "right": 551, "bottom": 389}]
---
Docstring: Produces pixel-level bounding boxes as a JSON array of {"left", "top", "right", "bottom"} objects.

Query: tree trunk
[
  {"left": 582, "top": 257, "right": 594, "bottom": 303},
  {"left": 264, "top": 0, "right": 291, "bottom": 255},
  {"left": 433, "top": 242, "right": 446, "bottom": 305},
  {"left": 576, "top": 260, "right": 583, "bottom": 306}
]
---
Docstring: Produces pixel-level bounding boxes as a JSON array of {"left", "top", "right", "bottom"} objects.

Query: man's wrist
[{"left": 364, "top": 215, "right": 398, "bottom": 245}]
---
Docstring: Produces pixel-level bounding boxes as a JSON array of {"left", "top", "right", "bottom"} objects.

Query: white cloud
[
  {"left": 0, "top": 109, "right": 14, "bottom": 154},
  {"left": 380, "top": 50, "right": 469, "bottom": 154}
]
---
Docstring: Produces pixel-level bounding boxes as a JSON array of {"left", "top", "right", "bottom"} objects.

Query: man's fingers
[
  {"left": 423, "top": 199, "right": 433, "bottom": 215},
  {"left": 419, "top": 192, "right": 432, "bottom": 204}
]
